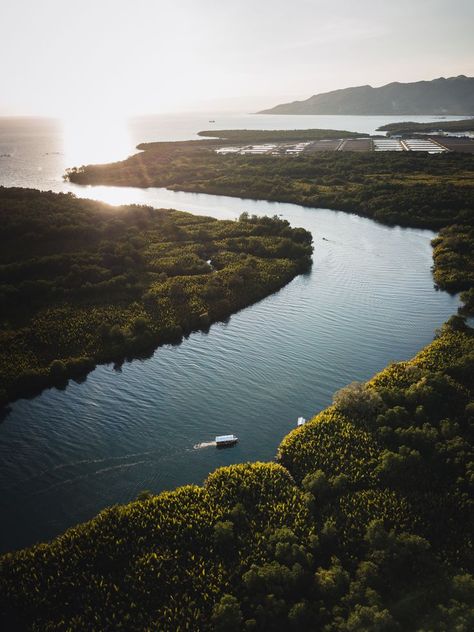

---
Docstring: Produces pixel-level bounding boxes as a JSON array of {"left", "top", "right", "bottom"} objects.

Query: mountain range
[{"left": 259, "top": 75, "right": 474, "bottom": 115}]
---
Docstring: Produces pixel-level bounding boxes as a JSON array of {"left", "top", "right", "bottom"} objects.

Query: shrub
[{"left": 333, "top": 382, "right": 385, "bottom": 424}]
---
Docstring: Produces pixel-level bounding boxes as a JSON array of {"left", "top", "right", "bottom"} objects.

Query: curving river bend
[{"left": 0, "top": 185, "right": 460, "bottom": 553}]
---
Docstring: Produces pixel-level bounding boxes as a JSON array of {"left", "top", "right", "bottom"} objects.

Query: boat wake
[{"left": 193, "top": 441, "right": 216, "bottom": 450}]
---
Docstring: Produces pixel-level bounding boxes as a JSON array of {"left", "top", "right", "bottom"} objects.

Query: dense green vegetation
[
  {"left": 432, "top": 225, "right": 474, "bottom": 298},
  {"left": 196, "top": 129, "right": 364, "bottom": 143},
  {"left": 67, "top": 137, "right": 474, "bottom": 308},
  {"left": 1, "top": 133, "right": 473, "bottom": 629},
  {"left": 378, "top": 119, "right": 474, "bottom": 135},
  {"left": 67, "top": 141, "right": 474, "bottom": 231},
  {"left": 0, "top": 187, "right": 312, "bottom": 406},
  {"left": 1, "top": 321, "right": 473, "bottom": 630}
]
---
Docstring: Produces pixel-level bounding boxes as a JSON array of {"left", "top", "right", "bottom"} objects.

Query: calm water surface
[
  {"left": 0, "top": 112, "right": 465, "bottom": 190},
  {"left": 0, "top": 115, "right": 461, "bottom": 552}
]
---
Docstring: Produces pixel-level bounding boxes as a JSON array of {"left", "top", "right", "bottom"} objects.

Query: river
[{"left": 0, "top": 115, "right": 461, "bottom": 552}]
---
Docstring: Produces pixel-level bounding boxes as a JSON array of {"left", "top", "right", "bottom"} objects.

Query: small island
[{"left": 377, "top": 118, "right": 474, "bottom": 136}]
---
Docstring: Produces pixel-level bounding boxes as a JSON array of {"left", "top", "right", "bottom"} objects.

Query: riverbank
[
  {"left": 66, "top": 136, "right": 474, "bottom": 300},
  {"left": 0, "top": 188, "right": 312, "bottom": 407},
  {"left": 0, "top": 193, "right": 458, "bottom": 555},
  {"left": 1, "top": 318, "right": 473, "bottom": 630},
  {"left": 1, "top": 176, "right": 472, "bottom": 628},
  {"left": 2, "top": 125, "right": 473, "bottom": 629},
  {"left": 66, "top": 135, "right": 474, "bottom": 228}
]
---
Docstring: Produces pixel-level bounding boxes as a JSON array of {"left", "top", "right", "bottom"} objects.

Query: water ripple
[{"left": 0, "top": 194, "right": 460, "bottom": 553}]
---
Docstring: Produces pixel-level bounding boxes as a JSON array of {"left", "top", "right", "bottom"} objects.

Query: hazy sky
[{"left": 1, "top": 0, "right": 473, "bottom": 116}]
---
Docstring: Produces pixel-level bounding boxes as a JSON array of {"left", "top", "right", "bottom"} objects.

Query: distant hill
[{"left": 259, "top": 75, "right": 474, "bottom": 115}]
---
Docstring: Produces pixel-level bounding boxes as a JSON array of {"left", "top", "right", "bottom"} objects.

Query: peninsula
[{"left": 0, "top": 187, "right": 312, "bottom": 407}]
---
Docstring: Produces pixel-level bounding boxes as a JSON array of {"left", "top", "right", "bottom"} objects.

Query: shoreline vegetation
[
  {"left": 0, "top": 187, "right": 312, "bottom": 408},
  {"left": 196, "top": 129, "right": 365, "bottom": 142},
  {"left": 1, "top": 131, "right": 473, "bottom": 629},
  {"left": 1, "top": 320, "right": 473, "bottom": 630},
  {"left": 377, "top": 119, "right": 474, "bottom": 136},
  {"left": 66, "top": 130, "right": 474, "bottom": 300},
  {"left": 66, "top": 130, "right": 473, "bottom": 228}
]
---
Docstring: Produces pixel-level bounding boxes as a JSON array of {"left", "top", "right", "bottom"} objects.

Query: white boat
[
  {"left": 297, "top": 417, "right": 306, "bottom": 426},
  {"left": 215, "top": 434, "right": 238, "bottom": 447}
]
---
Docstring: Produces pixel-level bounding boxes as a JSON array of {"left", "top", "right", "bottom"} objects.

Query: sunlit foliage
[
  {"left": 1, "top": 323, "right": 473, "bottom": 630},
  {"left": 67, "top": 137, "right": 474, "bottom": 313},
  {"left": 67, "top": 138, "right": 474, "bottom": 232},
  {"left": 1, "top": 137, "right": 474, "bottom": 628},
  {"left": 0, "top": 188, "right": 312, "bottom": 406}
]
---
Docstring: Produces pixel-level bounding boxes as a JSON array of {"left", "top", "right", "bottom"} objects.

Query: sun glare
[{"left": 62, "top": 113, "right": 133, "bottom": 169}]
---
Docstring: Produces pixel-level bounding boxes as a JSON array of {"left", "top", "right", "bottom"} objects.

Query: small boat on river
[{"left": 215, "top": 434, "right": 238, "bottom": 447}]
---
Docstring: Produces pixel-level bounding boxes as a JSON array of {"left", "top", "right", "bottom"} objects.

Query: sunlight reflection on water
[
  {"left": 0, "top": 113, "right": 464, "bottom": 552},
  {"left": 62, "top": 115, "right": 134, "bottom": 167}
]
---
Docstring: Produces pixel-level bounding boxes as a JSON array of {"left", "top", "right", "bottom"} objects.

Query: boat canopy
[{"left": 215, "top": 434, "right": 238, "bottom": 443}]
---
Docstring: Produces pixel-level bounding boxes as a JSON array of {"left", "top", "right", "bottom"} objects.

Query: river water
[{"left": 0, "top": 114, "right": 461, "bottom": 552}]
